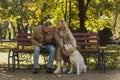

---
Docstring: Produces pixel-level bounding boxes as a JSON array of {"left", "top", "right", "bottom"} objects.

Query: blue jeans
[{"left": 33, "top": 45, "right": 56, "bottom": 68}]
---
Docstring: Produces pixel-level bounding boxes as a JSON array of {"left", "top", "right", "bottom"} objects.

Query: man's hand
[{"left": 39, "top": 44, "right": 46, "bottom": 48}]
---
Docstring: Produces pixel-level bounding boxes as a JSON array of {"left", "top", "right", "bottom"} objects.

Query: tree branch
[{"left": 85, "top": 0, "right": 91, "bottom": 12}]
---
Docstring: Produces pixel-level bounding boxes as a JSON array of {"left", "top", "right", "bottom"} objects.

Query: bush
[{"left": 98, "top": 27, "right": 113, "bottom": 46}]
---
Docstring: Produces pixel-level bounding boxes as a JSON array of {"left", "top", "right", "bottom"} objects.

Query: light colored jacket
[
  {"left": 63, "top": 29, "right": 76, "bottom": 48},
  {"left": 56, "top": 28, "right": 77, "bottom": 48}
]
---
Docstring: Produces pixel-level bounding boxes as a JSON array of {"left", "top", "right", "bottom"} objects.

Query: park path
[{"left": 0, "top": 68, "right": 120, "bottom": 80}]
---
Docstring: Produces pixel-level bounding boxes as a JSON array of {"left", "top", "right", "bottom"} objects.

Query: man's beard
[{"left": 46, "top": 31, "right": 51, "bottom": 34}]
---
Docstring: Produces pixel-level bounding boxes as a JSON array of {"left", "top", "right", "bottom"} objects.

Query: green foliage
[{"left": 0, "top": 0, "right": 120, "bottom": 38}]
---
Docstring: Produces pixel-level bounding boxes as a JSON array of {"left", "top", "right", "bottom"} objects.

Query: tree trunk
[
  {"left": 0, "top": 26, "right": 2, "bottom": 44},
  {"left": 78, "top": 0, "right": 86, "bottom": 32},
  {"left": 112, "top": 12, "right": 118, "bottom": 33},
  {"left": 10, "top": 22, "right": 16, "bottom": 40},
  {"left": 64, "top": 0, "right": 68, "bottom": 21},
  {"left": 69, "top": 0, "right": 71, "bottom": 29},
  {"left": 78, "top": 0, "right": 91, "bottom": 32}
]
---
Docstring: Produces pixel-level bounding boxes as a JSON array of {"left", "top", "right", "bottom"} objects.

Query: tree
[
  {"left": 0, "top": 0, "right": 120, "bottom": 39},
  {"left": 77, "top": 0, "right": 91, "bottom": 32}
]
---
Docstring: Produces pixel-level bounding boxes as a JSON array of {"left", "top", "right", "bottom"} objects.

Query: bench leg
[
  {"left": 13, "top": 52, "right": 20, "bottom": 70},
  {"left": 98, "top": 50, "right": 103, "bottom": 71},
  {"left": 15, "top": 52, "right": 19, "bottom": 69},
  {"left": 101, "top": 49, "right": 105, "bottom": 72},
  {"left": 17, "top": 53, "right": 19, "bottom": 69},
  {"left": 98, "top": 49, "right": 105, "bottom": 72},
  {"left": 12, "top": 52, "right": 16, "bottom": 71},
  {"left": 8, "top": 49, "right": 19, "bottom": 71},
  {"left": 8, "top": 49, "right": 15, "bottom": 71},
  {"left": 98, "top": 50, "right": 101, "bottom": 70},
  {"left": 8, "top": 49, "right": 12, "bottom": 71}
]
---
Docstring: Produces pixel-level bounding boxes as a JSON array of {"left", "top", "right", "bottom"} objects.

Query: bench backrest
[
  {"left": 16, "top": 32, "right": 99, "bottom": 53},
  {"left": 16, "top": 33, "right": 32, "bottom": 49},
  {"left": 72, "top": 32, "right": 99, "bottom": 53}
]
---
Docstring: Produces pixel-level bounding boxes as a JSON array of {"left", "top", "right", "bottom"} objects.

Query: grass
[
  {"left": 0, "top": 42, "right": 15, "bottom": 65},
  {"left": 0, "top": 42, "right": 16, "bottom": 49}
]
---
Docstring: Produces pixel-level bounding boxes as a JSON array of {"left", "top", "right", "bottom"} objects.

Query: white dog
[{"left": 64, "top": 44, "right": 87, "bottom": 74}]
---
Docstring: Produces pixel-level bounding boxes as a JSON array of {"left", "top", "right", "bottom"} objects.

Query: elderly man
[{"left": 31, "top": 21, "right": 62, "bottom": 74}]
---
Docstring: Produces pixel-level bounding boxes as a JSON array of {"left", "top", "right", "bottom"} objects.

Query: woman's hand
[
  {"left": 61, "top": 47, "right": 69, "bottom": 56},
  {"left": 67, "top": 48, "right": 75, "bottom": 53}
]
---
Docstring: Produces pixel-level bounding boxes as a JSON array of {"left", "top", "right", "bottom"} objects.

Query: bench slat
[
  {"left": 75, "top": 37, "right": 98, "bottom": 41},
  {"left": 77, "top": 42, "right": 98, "bottom": 46},
  {"left": 16, "top": 38, "right": 31, "bottom": 42},
  {"left": 79, "top": 49, "right": 99, "bottom": 53},
  {"left": 17, "top": 42, "right": 32, "bottom": 46},
  {"left": 18, "top": 33, "right": 31, "bottom": 37},
  {"left": 73, "top": 33, "right": 98, "bottom": 37},
  {"left": 13, "top": 49, "right": 48, "bottom": 53}
]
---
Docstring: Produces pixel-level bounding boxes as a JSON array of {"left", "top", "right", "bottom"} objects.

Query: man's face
[{"left": 43, "top": 25, "right": 53, "bottom": 34}]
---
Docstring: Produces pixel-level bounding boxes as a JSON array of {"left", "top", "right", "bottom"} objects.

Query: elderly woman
[{"left": 54, "top": 20, "right": 77, "bottom": 74}]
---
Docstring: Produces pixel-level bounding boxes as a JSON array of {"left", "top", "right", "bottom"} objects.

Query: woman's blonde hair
[{"left": 56, "top": 20, "right": 69, "bottom": 32}]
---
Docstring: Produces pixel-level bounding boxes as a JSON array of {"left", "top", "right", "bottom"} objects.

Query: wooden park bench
[
  {"left": 72, "top": 32, "right": 104, "bottom": 71},
  {"left": 8, "top": 32, "right": 104, "bottom": 71},
  {"left": 8, "top": 33, "right": 49, "bottom": 71}
]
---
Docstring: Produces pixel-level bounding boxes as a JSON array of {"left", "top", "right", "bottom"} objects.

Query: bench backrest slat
[
  {"left": 17, "top": 33, "right": 31, "bottom": 37},
  {"left": 16, "top": 32, "right": 99, "bottom": 53},
  {"left": 16, "top": 33, "right": 32, "bottom": 48},
  {"left": 16, "top": 38, "right": 31, "bottom": 42},
  {"left": 72, "top": 32, "right": 99, "bottom": 53},
  {"left": 73, "top": 32, "right": 98, "bottom": 36},
  {"left": 75, "top": 37, "right": 98, "bottom": 41},
  {"left": 17, "top": 42, "right": 32, "bottom": 46}
]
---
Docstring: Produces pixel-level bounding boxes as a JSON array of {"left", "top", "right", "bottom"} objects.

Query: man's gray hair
[{"left": 44, "top": 21, "right": 52, "bottom": 27}]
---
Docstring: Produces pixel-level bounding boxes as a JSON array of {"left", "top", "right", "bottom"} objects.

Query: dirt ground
[
  {"left": 0, "top": 68, "right": 120, "bottom": 80},
  {"left": 0, "top": 43, "right": 120, "bottom": 80}
]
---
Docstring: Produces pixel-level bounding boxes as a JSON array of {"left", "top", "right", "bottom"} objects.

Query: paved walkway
[{"left": 0, "top": 68, "right": 120, "bottom": 80}]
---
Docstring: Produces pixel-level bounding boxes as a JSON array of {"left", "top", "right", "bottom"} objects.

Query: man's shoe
[
  {"left": 46, "top": 67, "right": 54, "bottom": 74},
  {"left": 33, "top": 68, "right": 39, "bottom": 74}
]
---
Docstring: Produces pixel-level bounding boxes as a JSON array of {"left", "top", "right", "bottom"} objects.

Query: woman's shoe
[
  {"left": 54, "top": 61, "right": 61, "bottom": 74},
  {"left": 54, "top": 68, "right": 61, "bottom": 74}
]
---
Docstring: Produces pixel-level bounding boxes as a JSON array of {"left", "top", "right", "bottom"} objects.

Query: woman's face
[{"left": 59, "top": 24, "right": 65, "bottom": 30}]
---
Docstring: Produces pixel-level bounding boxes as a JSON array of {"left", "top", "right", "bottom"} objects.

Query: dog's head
[{"left": 64, "top": 44, "right": 73, "bottom": 51}]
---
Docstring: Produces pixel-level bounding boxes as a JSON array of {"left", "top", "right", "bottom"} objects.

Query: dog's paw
[
  {"left": 77, "top": 72, "right": 80, "bottom": 74},
  {"left": 83, "top": 70, "right": 87, "bottom": 74},
  {"left": 84, "top": 71, "right": 87, "bottom": 74}
]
